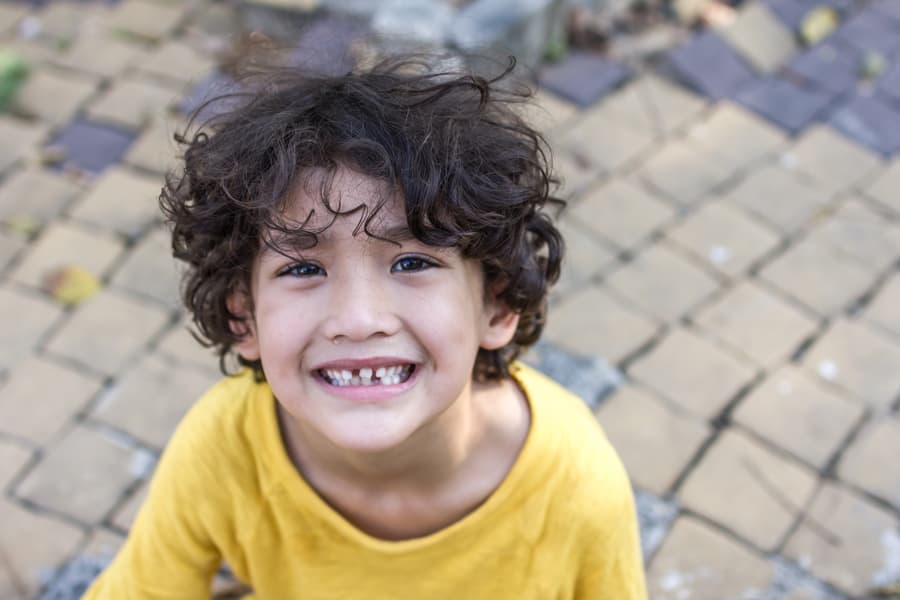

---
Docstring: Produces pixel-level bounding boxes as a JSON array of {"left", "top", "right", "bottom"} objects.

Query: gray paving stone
[
  {"left": 68, "top": 167, "right": 163, "bottom": 239},
  {"left": 605, "top": 242, "right": 720, "bottom": 323},
  {"left": 783, "top": 125, "right": 882, "bottom": 196},
  {"left": 736, "top": 75, "right": 835, "bottom": 134},
  {"left": 784, "top": 482, "right": 900, "bottom": 596},
  {"left": 595, "top": 384, "right": 709, "bottom": 495},
  {"left": 0, "top": 116, "right": 46, "bottom": 174},
  {"left": 635, "top": 141, "right": 734, "bottom": 206},
  {"left": 92, "top": 354, "right": 218, "bottom": 449},
  {"left": 0, "top": 285, "right": 63, "bottom": 370},
  {"left": 679, "top": 429, "right": 818, "bottom": 551},
  {"left": 86, "top": 77, "right": 180, "bottom": 130},
  {"left": 525, "top": 341, "right": 624, "bottom": 408},
  {"left": 107, "top": 0, "right": 185, "bottom": 40},
  {"left": 647, "top": 516, "right": 775, "bottom": 599},
  {"left": 0, "top": 167, "right": 81, "bottom": 228},
  {"left": 16, "top": 425, "right": 141, "bottom": 525},
  {"left": 685, "top": 102, "right": 787, "bottom": 173},
  {"left": 628, "top": 327, "right": 757, "bottom": 419},
  {"left": 838, "top": 415, "right": 900, "bottom": 510},
  {"left": 733, "top": 365, "right": 864, "bottom": 469},
  {"left": 600, "top": 73, "right": 707, "bottom": 137},
  {"left": 569, "top": 178, "right": 675, "bottom": 250},
  {"left": 11, "top": 69, "right": 98, "bottom": 126},
  {"left": 758, "top": 238, "right": 876, "bottom": 316},
  {"left": 801, "top": 318, "right": 900, "bottom": 410},
  {"left": 804, "top": 199, "right": 900, "bottom": 273},
  {"left": 287, "top": 14, "right": 367, "bottom": 76},
  {"left": 763, "top": 0, "right": 852, "bottom": 30},
  {"left": 10, "top": 220, "right": 124, "bottom": 289},
  {"left": 0, "top": 356, "right": 103, "bottom": 445},
  {"left": 558, "top": 106, "right": 655, "bottom": 174},
  {"left": 723, "top": 163, "right": 831, "bottom": 233},
  {"left": 876, "top": 61, "right": 900, "bottom": 106},
  {"left": 48, "top": 119, "right": 138, "bottom": 175},
  {"left": 634, "top": 490, "right": 678, "bottom": 560},
  {"left": 787, "top": 42, "right": 861, "bottom": 96},
  {"left": 665, "top": 201, "right": 781, "bottom": 278},
  {"left": 544, "top": 284, "right": 659, "bottom": 364},
  {"left": 692, "top": 280, "right": 819, "bottom": 368},
  {"left": 537, "top": 52, "right": 631, "bottom": 107},
  {"left": 830, "top": 92, "right": 900, "bottom": 156},
  {"left": 832, "top": 9, "right": 900, "bottom": 56},
  {"left": 862, "top": 274, "right": 900, "bottom": 337},
  {"left": 665, "top": 30, "right": 757, "bottom": 100},
  {"left": 865, "top": 155, "right": 900, "bottom": 214},
  {"left": 44, "top": 289, "right": 169, "bottom": 376},
  {"left": 715, "top": 2, "right": 797, "bottom": 73}
]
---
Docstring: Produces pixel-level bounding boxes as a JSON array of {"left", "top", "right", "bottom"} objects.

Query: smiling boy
[{"left": 85, "top": 56, "right": 646, "bottom": 598}]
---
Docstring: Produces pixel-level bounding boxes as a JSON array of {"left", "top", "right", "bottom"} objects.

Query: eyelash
[{"left": 278, "top": 255, "right": 438, "bottom": 277}]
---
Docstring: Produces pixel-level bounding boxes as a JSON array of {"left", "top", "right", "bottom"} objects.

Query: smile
[{"left": 319, "top": 364, "right": 416, "bottom": 387}]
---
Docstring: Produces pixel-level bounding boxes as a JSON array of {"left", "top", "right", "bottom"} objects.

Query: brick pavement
[{"left": 1, "top": 0, "right": 899, "bottom": 598}]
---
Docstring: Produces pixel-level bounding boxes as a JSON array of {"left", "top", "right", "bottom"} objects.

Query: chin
[{"left": 323, "top": 419, "right": 420, "bottom": 455}]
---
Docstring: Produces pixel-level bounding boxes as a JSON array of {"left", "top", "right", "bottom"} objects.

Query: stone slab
[
  {"left": 863, "top": 274, "right": 900, "bottom": 337},
  {"left": 679, "top": 429, "right": 818, "bottom": 550},
  {"left": 783, "top": 125, "right": 883, "bottom": 195},
  {"left": 715, "top": 2, "right": 797, "bottom": 73},
  {"left": 832, "top": 9, "right": 900, "bottom": 56},
  {"left": 600, "top": 73, "right": 707, "bottom": 137},
  {"left": 68, "top": 166, "right": 164, "bottom": 240},
  {"left": 804, "top": 199, "right": 900, "bottom": 272},
  {"left": 0, "top": 440, "right": 30, "bottom": 488},
  {"left": 838, "top": 415, "right": 900, "bottom": 510},
  {"left": 0, "top": 166, "right": 81, "bottom": 228},
  {"left": 685, "top": 102, "right": 787, "bottom": 173},
  {"left": 0, "top": 231, "right": 24, "bottom": 272},
  {"left": 866, "top": 155, "right": 900, "bottom": 214},
  {"left": 154, "top": 317, "right": 224, "bottom": 374},
  {"left": 736, "top": 75, "right": 835, "bottom": 134},
  {"left": 830, "top": 92, "right": 900, "bottom": 156},
  {"left": 787, "top": 41, "right": 861, "bottom": 96},
  {"left": 11, "top": 69, "right": 98, "bottom": 126},
  {"left": 110, "top": 228, "right": 181, "bottom": 309},
  {"left": 54, "top": 36, "right": 147, "bottom": 79},
  {"left": 733, "top": 365, "right": 864, "bottom": 469},
  {"left": 106, "top": 0, "right": 185, "bottom": 40},
  {"left": 558, "top": 106, "right": 654, "bottom": 174},
  {"left": 48, "top": 119, "right": 137, "bottom": 175},
  {"left": 86, "top": 77, "right": 180, "bottom": 130},
  {"left": 628, "top": 327, "right": 757, "bottom": 419},
  {"left": 137, "top": 39, "right": 216, "bottom": 86},
  {"left": 551, "top": 218, "right": 618, "bottom": 295},
  {"left": 0, "top": 285, "right": 63, "bottom": 370},
  {"left": 537, "top": 52, "right": 631, "bottom": 107},
  {"left": 124, "top": 115, "right": 185, "bottom": 175},
  {"left": 635, "top": 141, "right": 734, "bottom": 206},
  {"left": 876, "top": 61, "right": 900, "bottom": 106},
  {"left": 0, "top": 116, "right": 46, "bottom": 174},
  {"left": 665, "top": 30, "right": 756, "bottom": 100},
  {"left": 763, "top": 0, "right": 852, "bottom": 30}
]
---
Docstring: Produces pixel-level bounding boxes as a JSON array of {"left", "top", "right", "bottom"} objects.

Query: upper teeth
[{"left": 322, "top": 365, "right": 412, "bottom": 387}]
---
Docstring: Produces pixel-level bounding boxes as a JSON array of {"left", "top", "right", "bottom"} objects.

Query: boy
[{"left": 85, "top": 55, "right": 646, "bottom": 598}]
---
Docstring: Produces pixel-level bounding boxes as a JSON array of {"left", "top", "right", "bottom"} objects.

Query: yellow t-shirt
[{"left": 85, "top": 363, "right": 646, "bottom": 599}]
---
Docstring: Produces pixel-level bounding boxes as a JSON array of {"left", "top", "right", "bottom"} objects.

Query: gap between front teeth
[{"left": 322, "top": 365, "right": 412, "bottom": 387}]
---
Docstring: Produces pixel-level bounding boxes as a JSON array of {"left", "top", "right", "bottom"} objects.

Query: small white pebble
[
  {"left": 780, "top": 152, "right": 798, "bottom": 170},
  {"left": 817, "top": 360, "right": 839, "bottom": 381},
  {"left": 19, "top": 16, "right": 41, "bottom": 39},
  {"left": 708, "top": 245, "right": 732, "bottom": 265}
]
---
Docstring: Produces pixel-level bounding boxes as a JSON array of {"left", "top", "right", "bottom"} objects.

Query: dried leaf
[
  {"left": 43, "top": 265, "right": 101, "bottom": 305},
  {"left": 800, "top": 6, "right": 839, "bottom": 46}
]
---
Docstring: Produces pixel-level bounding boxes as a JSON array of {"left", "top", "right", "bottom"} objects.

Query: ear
[
  {"left": 226, "top": 290, "right": 261, "bottom": 361},
  {"left": 480, "top": 295, "right": 520, "bottom": 351}
]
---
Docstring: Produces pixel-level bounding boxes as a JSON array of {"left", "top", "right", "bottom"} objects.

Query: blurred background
[{"left": 0, "top": 0, "right": 899, "bottom": 598}]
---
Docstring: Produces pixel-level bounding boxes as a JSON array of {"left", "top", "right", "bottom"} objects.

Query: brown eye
[
  {"left": 391, "top": 256, "right": 435, "bottom": 273},
  {"left": 281, "top": 262, "right": 324, "bottom": 277}
]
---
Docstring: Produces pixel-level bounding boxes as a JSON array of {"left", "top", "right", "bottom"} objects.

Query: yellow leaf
[
  {"left": 43, "top": 265, "right": 101, "bottom": 305},
  {"left": 800, "top": 6, "right": 839, "bottom": 46}
]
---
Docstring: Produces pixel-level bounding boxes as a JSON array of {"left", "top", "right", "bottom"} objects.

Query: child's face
[{"left": 230, "top": 168, "right": 518, "bottom": 453}]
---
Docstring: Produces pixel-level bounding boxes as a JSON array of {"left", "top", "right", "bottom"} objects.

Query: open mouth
[{"left": 319, "top": 364, "right": 416, "bottom": 387}]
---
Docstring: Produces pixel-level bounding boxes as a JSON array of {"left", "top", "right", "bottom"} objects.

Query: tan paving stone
[
  {"left": 82, "top": 527, "right": 126, "bottom": 561},
  {"left": 604, "top": 242, "right": 720, "bottom": 322},
  {"left": 784, "top": 482, "right": 900, "bottom": 596},
  {"left": 10, "top": 220, "right": 124, "bottom": 289},
  {"left": 544, "top": 285, "right": 659, "bottom": 363},
  {"left": 0, "top": 231, "right": 25, "bottom": 271},
  {"left": 0, "top": 356, "right": 103, "bottom": 445},
  {"left": 647, "top": 516, "right": 774, "bottom": 600},
  {"left": 0, "top": 499, "right": 84, "bottom": 598},
  {"left": 68, "top": 167, "right": 164, "bottom": 239},
  {"left": 111, "top": 480, "right": 148, "bottom": 531},
  {"left": 137, "top": 39, "right": 216, "bottom": 86},
  {"left": 783, "top": 126, "right": 883, "bottom": 195},
  {"left": 92, "top": 354, "right": 217, "bottom": 448},
  {"left": 32, "top": 1, "right": 105, "bottom": 46},
  {"left": 553, "top": 218, "right": 618, "bottom": 295},
  {"left": 733, "top": 365, "right": 863, "bottom": 469},
  {"left": 595, "top": 385, "right": 709, "bottom": 495},
  {"left": 715, "top": 2, "right": 797, "bottom": 72},
  {"left": 724, "top": 163, "right": 831, "bottom": 233},
  {"left": 628, "top": 327, "right": 757, "bottom": 419},
  {"left": 45, "top": 289, "right": 169, "bottom": 376},
  {"left": 54, "top": 35, "right": 147, "bottom": 79},
  {"left": 154, "top": 317, "right": 223, "bottom": 373},
  {"left": 15, "top": 425, "right": 142, "bottom": 524},
  {"left": 665, "top": 201, "right": 781, "bottom": 277},
  {"left": 686, "top": 102, "right": 786, "bottom": 172},
  {"left": 0, "top": 286, "right": 63, "bottom": 369},
  {"left": 804, "top": 199, "right": 900, "bottom": 273},
  {"left": 0, "top": 116, "right": 46, "bottom": 173},
  {"left": 863, "top": 274, "right": 900, "bottom": 338},
  {"left": 87, "top": 77, "right": 180, "bottom": 130},
  {"left": 0, "top": 4, "right": 27, "bottom": 37},
  {"left": 522, "top": 89, "right": 579, "bottom": 136},
  {"left": 691, "top": 281, "right": 819, "bottom": 367},
  {"left": 866, "top": 156, "right": 900, "bottom": 215},
  {"left": 0, "top": 166, "right": 82, "bottom": 227},
  {"left": 569, "top": 178, "right": 675, "bottom": 250},
  {"left": 110, "top": 227, "right": 181, "bottom": 309},
  {"left": 0, "top": 440, "right": 30, "bottom": 487},
  {"left": 551, "top": 151, "right": 599, "bottom": 201},
  {"left": 558, "top": 107, "right": 655, "bottom": 174},
  {"left": 679, "top": 429, "right": 818, "bottom": 550},
  {"left": 758, "top": 238, "right": 876, "bottom": 316},
  {"left": 4, "top": 38, "right": 58, "bottom": 69},
  {"left": 838, "top": 416, "right": 900, "bottom": 510},
  {"left": 107, "top": 0, "right": 185, "bottom": 40},
  {"left": 601, "top": 74, "right": 706, "bottom": 137},
  {"left": 635, "top": 141, "right": 734, "bottom": 206},
  {"left": 125, "top": 115, "right": 186, "bottom": 175},
  {"left": 11, "top": 69, "right": 98, "bottom": 126},
  {"left": 801, "top": 318, "right": 900, "bottom": 410}
]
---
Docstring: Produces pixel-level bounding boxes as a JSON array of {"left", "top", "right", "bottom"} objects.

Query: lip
[{"left": 313, "top": 362, "right": 420, "bottom": 403}]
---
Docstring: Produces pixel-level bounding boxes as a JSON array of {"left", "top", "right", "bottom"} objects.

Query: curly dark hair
[{"left": 161, "top": 55, "right": 564, "bottom": 382}]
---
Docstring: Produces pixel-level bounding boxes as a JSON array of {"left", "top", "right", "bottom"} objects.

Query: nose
[{"left": 321, "top": 269, "right": 401, "bottom": 342}]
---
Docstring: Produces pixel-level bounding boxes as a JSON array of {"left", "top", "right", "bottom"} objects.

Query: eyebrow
[{"left": 260, "top": 222, "right": 417, "bottom": 257}]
